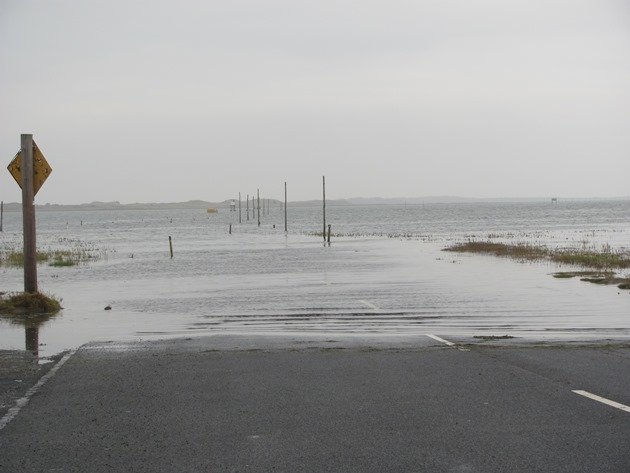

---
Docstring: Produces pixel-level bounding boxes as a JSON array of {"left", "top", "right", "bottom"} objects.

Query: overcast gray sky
[{"left": 1, "top": 0, "right": 629, "bottom": 204}]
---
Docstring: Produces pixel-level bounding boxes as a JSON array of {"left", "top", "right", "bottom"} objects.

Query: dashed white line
[
  {"left": 359, "top": 300, "right": 379, "bottom": 310},
  {"left": 425, "top": 334, "right": 456, "bottom": 346},
  {"left": 572, "top": 390, "right": 630, "bottom": 413},
  {"left": 425, "top": 334, "right": 469, "bottom": 351},
  {"left": 0, "top": 349, "right": 77, "bottom": 431}
]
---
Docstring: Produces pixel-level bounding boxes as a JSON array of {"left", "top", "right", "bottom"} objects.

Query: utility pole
[{"left": 284, "top": 181, "right": 287, "bottom": 232}]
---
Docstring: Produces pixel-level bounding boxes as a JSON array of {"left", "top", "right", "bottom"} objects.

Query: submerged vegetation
[
  {"left": 0, "top": 238, "right": 102, "bottom": 268},
  {"left": 444, "top": 241, "right": 630, "bottom": 290},
  {"left": 552, "top": 272, "right": 630, "bottom": 289},
  {"left": 0, "top": 292, "right": 61, "bottom": 316}
]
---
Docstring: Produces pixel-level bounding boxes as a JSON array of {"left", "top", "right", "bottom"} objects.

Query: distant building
[{"left": 230, "top": 200, "right": 236, "bottom": 211}]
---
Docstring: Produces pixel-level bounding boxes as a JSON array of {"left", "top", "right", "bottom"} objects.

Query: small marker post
[{"left": 322, "top": 176, "right": 326, "bottom": 242}]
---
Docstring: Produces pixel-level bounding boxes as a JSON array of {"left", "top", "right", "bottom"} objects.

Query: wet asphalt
[{"left": 1, "top": 335, "right": 629, "bottom": 473}]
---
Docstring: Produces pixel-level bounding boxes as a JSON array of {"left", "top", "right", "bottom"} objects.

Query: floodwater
[{"left": 1, "top": 201, "right": 629, "bottom": 357}]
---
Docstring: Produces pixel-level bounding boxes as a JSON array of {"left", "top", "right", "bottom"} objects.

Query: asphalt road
[{"left": 1, "top": 335, "right": 629, "bottom": 472}]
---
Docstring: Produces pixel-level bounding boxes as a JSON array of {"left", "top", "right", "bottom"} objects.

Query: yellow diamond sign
[{"left": 7, "top": 141, "right": 52, "bottom": 196}]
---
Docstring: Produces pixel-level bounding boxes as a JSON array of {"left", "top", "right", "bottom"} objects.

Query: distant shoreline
[{"left": 1, "top": 196, "right": 628, "bottom": 212}]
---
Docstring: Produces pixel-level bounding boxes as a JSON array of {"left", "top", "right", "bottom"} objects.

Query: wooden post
[
  {"left": 21, "top": 134, "right": 37, "bottom": 294},
  {"left": 246, "top": 194, "right": 249, "bottom": 221},
  {"left": 322, "top": 175, "right": 326, "bottom": 241},
  {"left": 327, "top": 224, "right": 331, "bottom": 244},
  {"left": 169, "top": 236, "right": 173, "bottom": 258},
  {"left": 284, "top": 182, "right": 287, "bottom": 232},
  {"left": 238, "top": 192, "right": 241, "bottom": 223},
  {"left": 0, "top": 200, "right": 3, "bottom": 232},
  {"left": 257, "top": 189, "right": 261, "bottom": 226},
  {"left": 229, "top": 223, "right": 232, "bottom": 234}
]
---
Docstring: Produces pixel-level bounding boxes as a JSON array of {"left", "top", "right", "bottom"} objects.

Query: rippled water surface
[{"left": 1, "top": 201, "right": 629, "bottom": 356}]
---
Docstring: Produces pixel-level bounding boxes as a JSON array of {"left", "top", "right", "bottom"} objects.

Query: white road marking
[
  {"left": 572, "top": 390, "right": 630, "bottom": 413},
  {"left": 0, "top": 349, "right": 77, "bottom": 431},
  {"left": 359, "top": 300, "right": 379, "bottom": 310},
  {"left": 425, "top": 334, "right": 470, "bottom": 351},
  {"left": 425, "top": 334, "right": 456, "bottom": 346}
]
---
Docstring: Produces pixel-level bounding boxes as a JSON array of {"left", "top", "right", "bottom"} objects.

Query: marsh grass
[
  {"left": 0, "top": 247, "right": 98, "bottom": 268},
  {"left": 444, "top": 241, "right": 630, "bottom": 270},
  {"left": 444, "top": 241, "right": 630, "bottom": 290},
  {"left": 0, "top": 292, "right": 61, "bottom": 316}
]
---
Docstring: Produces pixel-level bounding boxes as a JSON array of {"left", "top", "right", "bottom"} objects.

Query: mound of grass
[{"left": 0, "top": 292, "right": 61, "bottom": 316}]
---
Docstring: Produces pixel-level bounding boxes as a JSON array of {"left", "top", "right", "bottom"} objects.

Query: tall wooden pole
[
  {"left": 322, "top": 175, "right": 326, "bottom": 241},
  {"left": 0, "top": 201, "right": 3, "bottom": 232},
  {"left": 246, "top": 195, "right": 249, "bottom": 221},
  {"left": 21, "top": 134, "right": 37, "bottom": 293},
  {"left": 284, "top": 182, "right": 287, "bottom": 232},
  {"left": 257, "top": 189, "right": 260, "bottom": 226},
  {"left": 238, "top": 192, "right": 242, "bottom": 223}
]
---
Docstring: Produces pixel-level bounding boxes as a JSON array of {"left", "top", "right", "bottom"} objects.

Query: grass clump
[{"left": 0, "top": 292, "right": 61, "bottom": 316}]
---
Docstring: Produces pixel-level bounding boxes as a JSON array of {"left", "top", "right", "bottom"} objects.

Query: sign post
[
  {"left": 7, "top": 135, "right": 52, "bottom": 294},
  {"left": 21, "top": 134, "right": 37, "bottom": 293}
]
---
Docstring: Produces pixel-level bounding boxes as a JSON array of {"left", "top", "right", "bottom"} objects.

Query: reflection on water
[
  {"left": 25, "top": 326, "right": 39, "bottom": 356},
  {"left": 0, "top": 201, "right": 629, "bottom": 356},
  {"left": 0, "top": 312, "right": 53, "bottom": 357}
]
